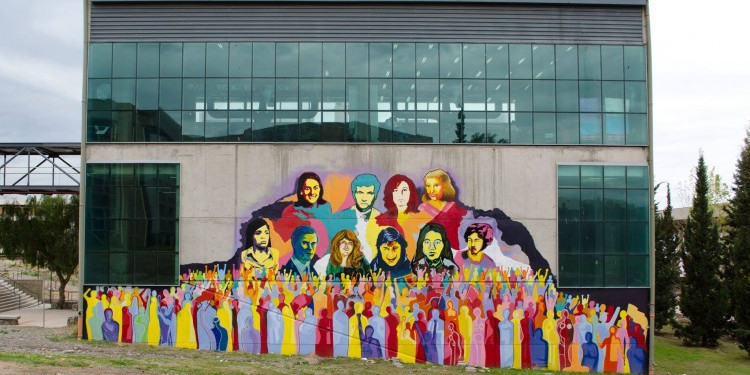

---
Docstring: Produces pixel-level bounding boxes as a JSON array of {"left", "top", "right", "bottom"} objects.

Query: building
[{"left": 81, "top": 0, "right": 653, "bottom": 372}]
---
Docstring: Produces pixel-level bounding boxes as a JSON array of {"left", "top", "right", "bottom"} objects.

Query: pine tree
[
  {"left": 724, "top": 129, "right": 750, "bottom": 355},
  {"left": 654, "top": 184, "right": 680, "bottom": 331},
  {"left": 675, "top": 153, "right": 727, "bottom": 347}
]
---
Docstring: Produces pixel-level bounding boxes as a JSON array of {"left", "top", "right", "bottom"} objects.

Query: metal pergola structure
[{"left": 0, "top": 143, "right": 81, "bottom": 195}]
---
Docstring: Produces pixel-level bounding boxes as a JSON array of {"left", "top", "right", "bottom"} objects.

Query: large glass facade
[
  {"left": 87, "top": 42, "right": 648, "bottom": 144},
  {"left": 84, "top": 163, "right": 180, "bottom": 285},
  {"left": 558, "top": 165, "right": 649, "bottom": 287}
]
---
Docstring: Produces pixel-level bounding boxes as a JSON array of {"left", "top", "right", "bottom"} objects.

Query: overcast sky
[{"left": 1, "top": 1, "right": 748, "bottom": 207}]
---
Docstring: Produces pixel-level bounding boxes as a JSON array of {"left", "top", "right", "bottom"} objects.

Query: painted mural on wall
[{"left": 83, "top": 169, "right": 649, "bottom": 374}]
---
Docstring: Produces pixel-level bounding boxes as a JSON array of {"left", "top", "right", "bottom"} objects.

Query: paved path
[{"left": 13, "top": 304, "right": 78, "bottom": 328}]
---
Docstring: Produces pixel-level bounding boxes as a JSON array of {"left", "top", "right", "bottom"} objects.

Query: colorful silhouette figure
[
  {"left": 530, "top": 328, "right": 548, "bottom": 368},
  {"left": 211, "top": 317, "right": 228, "bottom": 351},
  {"left": 101, "top": 308, "right": 120, "bottom": 342},
  {"left": 316, "top": 308, "right": 334, "bottom": 357},
  {"left": 581, "top": 332, "right": 599, "bottom": 371}
]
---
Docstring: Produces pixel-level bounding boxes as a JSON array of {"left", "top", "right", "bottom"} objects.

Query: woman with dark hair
[
  {"left": 370, "top": 227, "right": 412, "bottom": 280},
  {"left": 411, "top": 223, "right": 458, "bottom": 275},
  {"left": 238, "top": 218, "right": 279, "bottom": 274},
  {"left": 419, "top": 169, "right": 467, "bottom": 250},
  {"left": 326, "top": 229, "right": 370, "bottom": 279},
  {"left": 276, "top": 171, "right": 333, "bottom": 243},
  {"left": 294, "top": 172, "right": 328, "bottom": 208},
  {"left": 375, "top": 174, "right": 430, "bottom": 260}
]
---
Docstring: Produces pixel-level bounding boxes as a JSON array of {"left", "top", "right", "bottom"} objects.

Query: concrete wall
[{"left": 85, "top": 143, "right": 648, "bottom": 273}]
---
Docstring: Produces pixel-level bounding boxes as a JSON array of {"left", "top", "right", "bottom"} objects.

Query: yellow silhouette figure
[
  {"left": 348, "top": 302, "right": 369, "bottom": 358},
  {"left": 176, "top": 300, "right": 197, "bottom": 349},
  {"left": 458, "top": 305, "right": 473, "bottom": 362}
]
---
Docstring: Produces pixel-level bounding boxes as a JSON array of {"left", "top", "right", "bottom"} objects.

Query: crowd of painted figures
[
  {"left": 83, "top": 266, "right": 648, "bottom": 373},
  {"left": 83, "top": 170, "right": 648, "bottom": 373}
]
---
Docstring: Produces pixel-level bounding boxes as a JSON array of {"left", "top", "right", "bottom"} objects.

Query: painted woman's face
[
  {"left": 253, "top": 225, "right": 270, "bottom": 249},
  {"left": 302, "top": 178, "right": 320, "bottom": 204},
  {"left": 380, "top": 241, "right": 402, "bottom": 267},
  {"left": 424, "top": 177, "right": 444, "bottom": 201},
  {"left": 338, "top": 238, "right": 354, "bottom": 258},
  {"left": 422, "top": 230, "right": 444, "bottom": 261},
  {"left": 393, "top": 181, "right": 410, "bottom": 212}
]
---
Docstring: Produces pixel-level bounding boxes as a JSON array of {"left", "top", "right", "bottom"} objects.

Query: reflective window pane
[
  {"left": 183, "top": 43, "right": 206, "bottom": 77},
  {"left": 557, "top": 113, "right": 579, "bottom": 144},
  {"left": 533, "top": 112, "right": 555, "bottom": 144},
  {"left": 626, "top": 114, "right": 648, "bottom": 145},
  {"left": 579, "top": 81, "right": 601, "bottom": 112},
  {"left": 533, "top": 80, "right": 555, "bottom": 112},
  {"left": 580, "top": 113, "right": 602, "bottom": 144},
  {"left": 299, "top": 43, "right": 322, "bottom": 77},
  {"left": 604, "top": 166, "right": 626, "bottom": 188},
  {"left": 88, "top": 79, "right": 111, "bottom": 110},
  {"left": 182, "top": 78, "right": 205, "bottom": 111},
  {"left": 463, "top": 44, "right": 484, "bottom": 79},
  {"left": 112, "top": 43, "right": 136, "bottom": 78},
  {"left": 276, "top": 78, "right": 299, "bottom": 110},
  {"left": 463, "top": 80, "right": 485, "bottom": 112},
  {"left": 440, "top": 43, "right": 462, "bottom": 79},
  {"left": 89, "top": 43, "right": 112, "bottom": 78},
  {"left": 136, "top": 43, "right": 159, "bottom": 77},
  {"left": 440, "top": 79, "right": 462, "bottom": 111},
  {"left": 159, "top": 78, "right": 182, "bottom": 110},
  {"left": 625, "top": 81, "right": 647, "bottom": 113},
  {"left": 229, "top": 42, "right": 252, "bottom": 77},
  {"left": 558, "top": 165, "right": 580, "bottom": 189},
  {"left": 136, "top": 79, "right": 158, "bottom": 110},
  {"left": 346, "top": 43, "right": 368, "bottom": 77},
  {"left": 393, "top": 79, "right": 415, "bottom": 111},
  {"left": 253, "top": 43, "right": 275, "bottom": 77},
  {"left": 509, "top": 44, "right": 532, "bottom": 79},
  {"left": 510, "top": 112, "right": 532, "bottom": 143},
  {"left": 370, "top": 43, "right": 392, "bottom": 78},
  {"left": 510, "top": 80, "right": 532, "bottom": 112},
  {"left": 370, "top": 79, "right": 392, "bottom": 111},
  {"left": 322, "top": 79, "right": 345, "bottom": 110},
  {"left": 229, "top": 78, "right": 252, "bottom": 110},
  {"left": 299, "top": 78, "right": 322, "bottom": 111},
  {"left": 393, "top": 43, "right": 415, "bottom": 78},
  {"left": 604, "top": 114, "right": 625, "bottom": 145},
  {"left": 323, "top": 43, "right": 345, "bottom": 77},
  {"left": 112, "top": 79, "right": 136, "bottom": 110},
  {"left": 578, "top": 45, "right": 601, "bottom": 80},
  {"left": 486, "top": 44, "right": 509, "bottom": 79},
  {"left": 624, "top": 46, "right": 647, "bottom": 80},
  {"left": 604, "top": 189, "right": 627, "bottom": 221},
  {"left": 206, "top": 78, "right": 228, "bottom": 110},
  {"left": 252, "top": 78, "right": 275, "bottom": 110},
  {"left": 627, "top": 189, "right": 649, "bottom": 221},
  {"left": 487, "top": 112, "right": 510, "bottom": 143},
  {"left": 160, "top": 43, "right": 183, "bottom": 77},
  {"left": 603, "top": 81, "right": 625, "bottom": 112},
  {"left": 556, "top": 81, "right": 578, "bottom": 112},
  {"left": 487, "top": 80, "right": 509, "bottom": 112},
  {"left": 555, "top": 45, "right": 578, "bottom": 80},
  {"left": 559, "top": 189, "right": 580, "bottom": 221},
  {"left": 601, "top": 45, "right": 624, "bottom": 80},
  {"left": 627, "top": 166, "right": 649, "bottom": 189},
  {"left": 532, "top": 45, "right": 555, "bottom": 79},
  {"left": 276, "top": 42, "right": 299, "bottom": 78},
  {"left": 346, "top": 79, "right": 368, "bottom": 110},
  {"left": 416, "top": 43, "right": 439, "bottom": 78},
  {"left": 581, "top": 165, "right": 603, "bottom": 188},
  {"left": 416, "top": 111, "right": 440, "bottom": 144},
  {"left": 416, "top": 79, "right": 439, "bottom": 111}
]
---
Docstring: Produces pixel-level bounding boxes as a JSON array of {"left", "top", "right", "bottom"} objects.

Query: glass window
[
  {"left": 604, "top": 166, "right": 626, "bottom": 188},
  {"left": 604, "top": 189, "right": 627, "bottom": 221},
  {"left": 627, "top": 255, "right": 649, "bottom": 286},
  {"left": 580, "top": 113, "right": 602, "bottom": 144},
  {"left": 275, "top": 111, "right": 298, "bottom": 141},
  {"left": 88, "top": 43, "right": 112, "bottom": 78},
  {"left": 556, "top": 81, "right": 578, "bottom": 112},
  {"left": 601, "top": 45, "right": 624, "bottom": 80},
  {"left": 464, "top": 112, "right": 486, "bottom": 143},
  {"left": 559, "top": 255, "right": 580, "bottom": 287},
  {"left": 463, "top": 80, "right": 485, "bottom": 112},
  {"left": 604, "top": 222, "right": 627, "bottom": 253},
  {"left": 440, "top": 43, "right": 462, "bottom": 79},
  {"left": 276, "top": 43, "right": 299, "bottom": 78},
  {"left": 463, "top": 44, "right": 484, "bottom": 79},
  {"left": 555, "top": 45, "right": 577, "bottom": 79},
  {"left": 557, "top": 113, "right": 579, "bottom": 144},
  {"left": 604, "top": 255, "right": 627, "bottom": 286},
  {"left": 252, "top": 78, "right": 275, "bottom": 110},
  {"left": 604, "top": 114, "right": 625, "bottom": 145},
  {"left": 627, "top": 189, "right": 649, "bottom": 221},
  {"left": 579, "top": 255, "right": 604, "bottom": 286},
  {"left": 159, "top": 78, "right": 182, "bottom": 110},
  {"left": 299, "top": 43, "right": 322, "bottom": 77},
  {"left": 602, "top": 81, "right": 625, "bottom": 113},
  {"left": 228, "top": 110, "right": 252, "bottom": 141},
  {"left": 88, "top": 79, "right": 111, "bottom": 111},
  {"left": 578, "top": 45, "right": 601, "bottom": 80},
  {"left": 416, "top": 79, "right": 439, "bottom": 111},
  {"left": 580, "top": 222, "right": 603, "bottom": 252},
  {"left": 370, "top": 79, "right": 392, "bottom": 111},
  {"left": 182, "top": 110, "right": 204, "bottom": 141},
  {"left": 625, "top": 81, "right": 647, "bottom": 113},
  {"left": 299, "top": 78, "right": 322, "bottom": 111},
  {"left": 439, "top": 111, "right": 461, "bottom": 143},
  {"left": 533, "top": 80, "right": 555, "bottom": 112},
  {"left": 581, "top": 189, "right": 603, "bottom": 219},
  {"left": 370, "top": 111, "right": 393, "bottom": 142},
  {"left": 416, "top": 43, "right": 439, "bottom": 78},
  {"left": 182, "top": 78, "right": 205, "bottom": 111},
  {"left": 206, "top": 78, "right": 229, "bottom": 110},
  {"left": 252, "top": 110, "right": 274, "bottom": 141},
  {"left": 229, "top": 78, "right": 252, "bottom": 110},
  {"left": 160, "top": 43, "right": 183, "bottom": 77},
  {"left": 112, "top": 43, "right": 136, "bottom": 78},
  {"left": 276, "top": 78, "right": 299, "bottom": 110},
  {"left": 440, "top": 79, "right": 462, "bottom": 111},
  {"left": 559, "top": 189, "right": 580, "bottom": 221},
  {"left": 136, "top": 79, "right": 158, "bottom": 110},
  {"left": 559, "top": 221, "right": 580, "bottom": 253},
  {"left": 533, "top": 112, "right": 555, "bottom": 144},
  {"left": 159, "top": 111, "right": 182, "bottom": 142},
  {"left": 253, "top": 43, "right": 275, "bottom": 77},
  {"left": 532, "top": 45, "right": 555, "bottom": 79},
  {"left": 111, "top": 111, "right": 134, "bottom": 142},
  {"left": 229, "top": 43, "right": 252, "bottom": 77},
  {"left": 509, "top": 44, "right": 532, "bottom": 79},
  {"left": 183, "top": 43, "right": 206, "bottom": 77},
  {"left": 322, "top": 79, "right": 345, "bottom": 110},
  {"left": 393, "top": 79, "right": 415, "bottom": 111},
  {"left": 627, "top": 166, "right": 649, "bottom": 189},
  {"left": 206, "top": 43, "right": 229, "bottom": 77},
  {"left": 323, "top": 43, "right": 345, "bottom": 77},
  {"left": 487, "top": 80, "right": 509, "bottom": 112},
  {"left": 628, "top": 222, "right": 649, "bottom": 254},
  {"left": 509, "top": 80, "right": 532, "bottom": 112},
  {"left": 416, "top": 111, "right": 440, "bottom": 144},
  {"left": 626, "top": 114, "right": 648, "bottom": 145},
  {"left": 579, "top": 81, "right": 601, "bottom": 112},
  {"left": 510, "top": 112, "right": 532, "bottom": 144},
  {"left": 558, "top": 165, "right": 579, "bottom": 188},
  {"left": 370, "top": 43, "right": 392, "bottom": 78},
  {"left": 486, "top": 44, "right": 509, "bottom": 79},
  {"left": 112, "top": 79, "right": 136, "bottom": 110},
  {"left": 346, "top": 79, "right": 368, "bottom": 110},
  {"left": 205, "top": 110, "right": 228, "bottom": 141},
  {"left": 346, "top": 43, "right": 368, "bottom": 77},
  {"left": 392, "top": 111, "right": 416, "bottom": 142},
  {"left": 487, "top": 112, "right": 509, "bottom": 143},
  {"left": 136, "top": 43, "right": 159, "bottom": 78},
  {"left": 393, "top": 43, "right": 415, "bottom": 78},
  {"left": 624, "top": 46, "right": 646, "bottom": 80}
]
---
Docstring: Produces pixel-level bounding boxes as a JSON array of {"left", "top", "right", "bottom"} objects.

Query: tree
[
  {"left": 654, "top": 183, "right": 680, "bottom": 332},
  {"left": 724, "top": 129, "right": 750, "bottom": 355},
  {"left": 675, "top": 153, "right": 728, "bottom": 347},
  {"left": 0, "top": 195, "right": 79, "bottom": 309}
]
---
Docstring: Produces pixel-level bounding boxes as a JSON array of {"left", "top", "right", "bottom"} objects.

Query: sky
[{"left": 1, "top": 1, "right": 748, "bottom": 208}]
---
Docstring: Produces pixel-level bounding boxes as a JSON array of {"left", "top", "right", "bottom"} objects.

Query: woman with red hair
[{"left": 375, "top": 174, "right": 430, "bottom": 260}]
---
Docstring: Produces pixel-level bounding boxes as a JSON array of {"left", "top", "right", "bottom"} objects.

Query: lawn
[{"left": 654, "top": 329, "right": 750, "bottom": 375}]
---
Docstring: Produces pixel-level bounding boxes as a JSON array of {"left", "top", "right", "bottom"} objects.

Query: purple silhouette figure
[{"left": 101, "top": 308, "right": 120, "bottom": 342}]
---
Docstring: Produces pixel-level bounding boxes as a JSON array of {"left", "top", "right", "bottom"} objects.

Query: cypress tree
[
  {"left": 675, "top": 153, "right": 727, "bottom": 347},
  {"left": 724, "top": 129, "right": 750, "bottom": 354},
  {"left": 654, "top": 184, "right": 680, "bottom": 331}
]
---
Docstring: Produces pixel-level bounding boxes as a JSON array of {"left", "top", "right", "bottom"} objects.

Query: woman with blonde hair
[
  {"left": 326, "top": 229, "right": 370, "bottom": 279},
  {"left": 419, "top": 169, "right": 467, "bottom": 250}
]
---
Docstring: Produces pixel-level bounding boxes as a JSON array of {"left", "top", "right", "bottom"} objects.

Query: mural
[{"left": 83, "top": 169, "right": 648, "bottom": 374}]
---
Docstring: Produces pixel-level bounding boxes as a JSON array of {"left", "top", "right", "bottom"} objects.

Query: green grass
[{"left": 654, "top": 329, "right": 750, "bottom": 375}]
